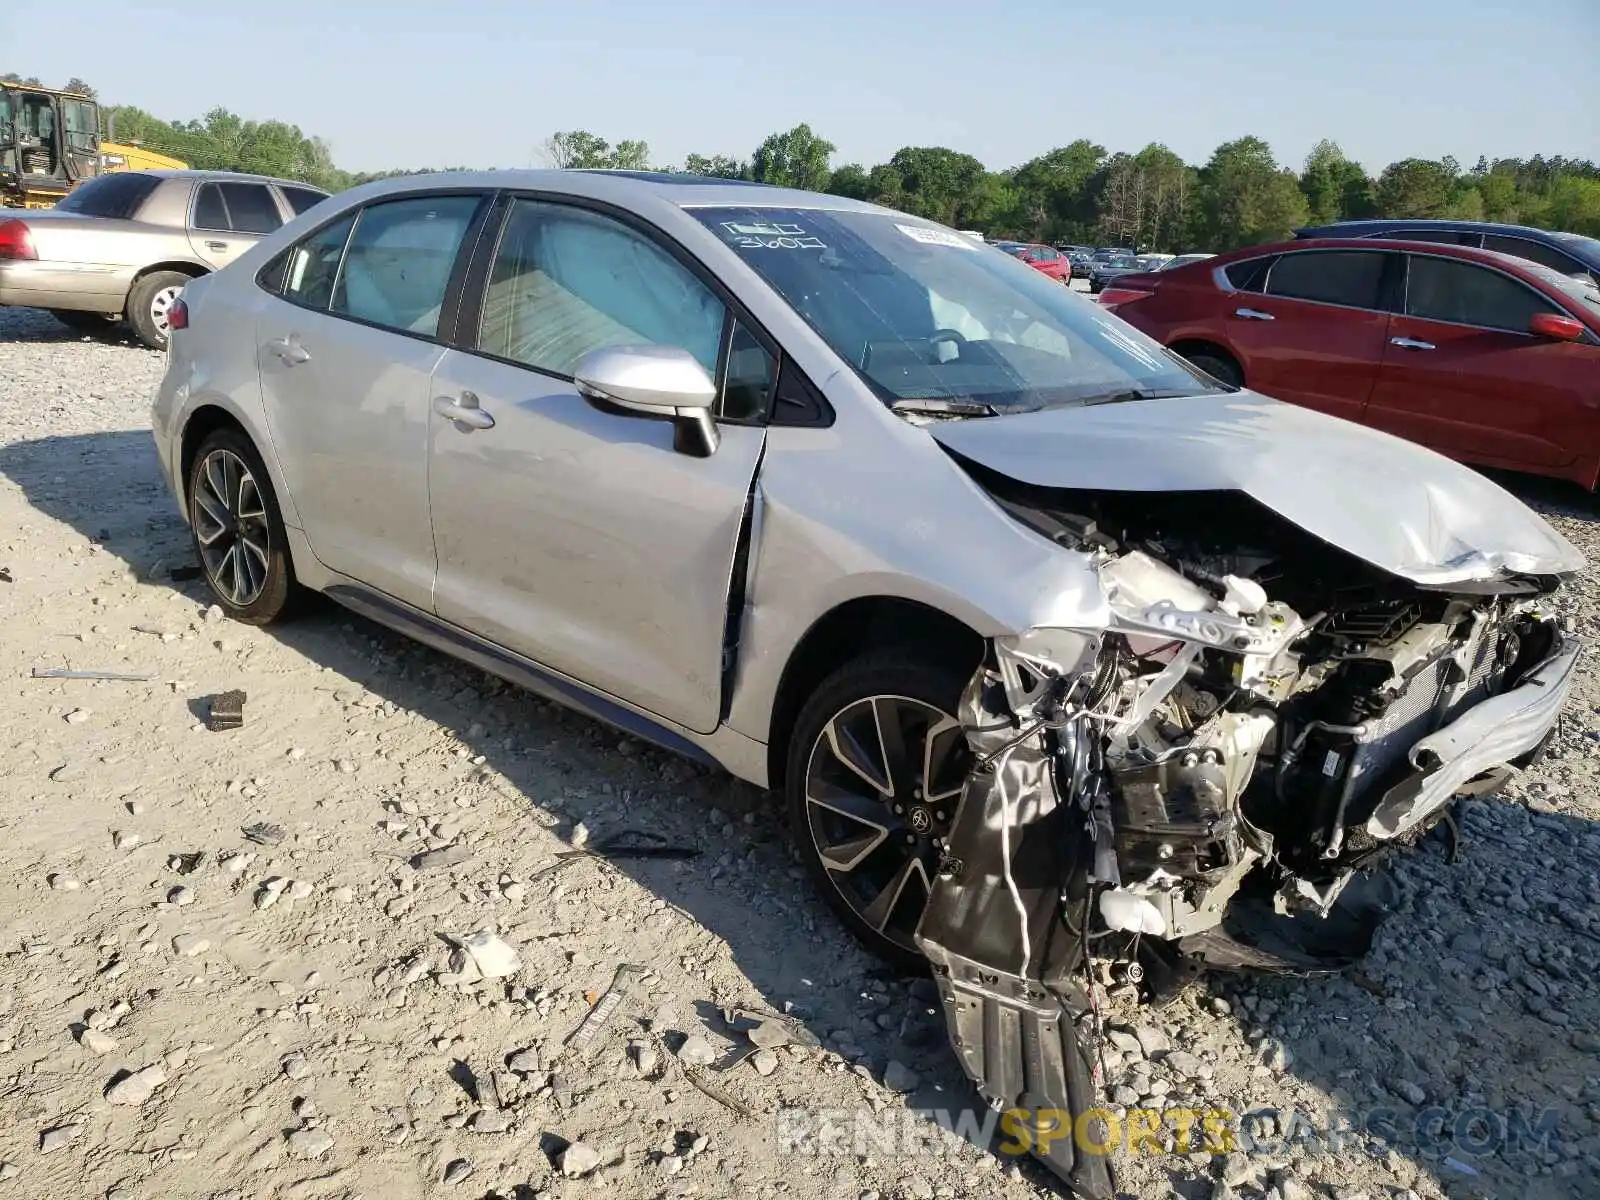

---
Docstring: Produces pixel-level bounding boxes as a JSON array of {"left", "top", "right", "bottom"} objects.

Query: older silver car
[
  {"left": 150, "top": 170, "right": 1581, "bottom": 1197},
  {"left": 0, "top": 169, "right": 327, "bottom": 347}
]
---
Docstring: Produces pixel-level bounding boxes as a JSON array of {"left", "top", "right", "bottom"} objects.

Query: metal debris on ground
[
  {"left": 408, "top": 843, "right": 473, "bottom": 872},
  {"left": 0, "top": 567, "right": 11, "bottom": 583},
  {"left": 723, "top": 1006, "right": 822, "bottom": 1051},
  {"left": 168, "top": 852, "right": 207, "bottom": 875},
  {"left": 241, "top": 822, "right": 287, "bottom": 847},
  {"left": 529, "top": 830, "right": 700, "bottom": 883},
  {"left": 31, "top": 667, "right": 158, "bottom": 682},
  {"left": 206, "top": 689, "right": 246, "bottom": 731},
  {"left": 561, "top": 963, "right": 646, "bottom": 1061}
]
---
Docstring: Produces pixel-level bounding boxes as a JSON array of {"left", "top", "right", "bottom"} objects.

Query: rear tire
[
  {"left": 1182, "top": 349, "right": 1243, "bottom": 388},
  {"left": 785, "top": 651, "right": 973, "bottom": 971},
  {"left": 126, "top": 270, "right": 192, "bottom": 350},
  {"left": 186, "top": 427, "right": 301, "bottom": 625}
]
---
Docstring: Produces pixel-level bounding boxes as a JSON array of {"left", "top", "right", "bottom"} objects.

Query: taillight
[
  {"left": 0, "top": 219, "right": 37, "bottom": 261},
  {"left": 167, "top": 297, "right": 189, "bottom": 331},
  {"left": 1098, "top": 285, "right": 1154, "bottom": 311}
]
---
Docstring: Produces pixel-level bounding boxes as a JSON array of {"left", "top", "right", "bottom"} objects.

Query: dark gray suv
[{"left": 1295, "top": 218, "right": 1600, "bottom": 286}]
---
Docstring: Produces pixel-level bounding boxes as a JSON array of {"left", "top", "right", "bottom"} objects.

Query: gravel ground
[{"left": 0, "top": 304, "right": 1596, "bottom": 1200}]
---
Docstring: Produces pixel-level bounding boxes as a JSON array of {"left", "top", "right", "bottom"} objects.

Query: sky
[{"left": 6, "top": 0, "right": 1597, "bottom": 177}]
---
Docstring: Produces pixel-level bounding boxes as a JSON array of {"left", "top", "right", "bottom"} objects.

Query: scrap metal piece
[
  {"left": 31, "top": 667, "right": 158, "bottom": 682},
  {"left": 561, "top": 963, "right": 645, "bottom": 1061},
  {"left": 206, "top": 689, "right": 246, "bottom": 731},
  {"left": 529, "top": 830, "right": 700, "bottom": 883},
  {"left": 241, "top": 822, "right": 286, "bottom": 847}
]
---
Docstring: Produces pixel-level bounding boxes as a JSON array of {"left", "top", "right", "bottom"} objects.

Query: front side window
[
  {"left": 478, "top": 199, "right": 725, "bottom": 377},
  {"left": 1404, "top": 255, "right": 1560, "bottom": 333},
  {"left": 331, "top": 195, "right": 481, "bottom": 337},
  {"left": 721, "top": 320, "right": 777, "bottom": 420},
  {"left": 693, "top": 206, "right": 1218, "bottom": 413},
  {"left": 281, "top": 213, "right": 357, "bottom": 310},
  {"left": 1265, "top": 250, "right": 1388, "bottom": 309},
  {"left": 219, "top": 183, "right": 283, "bottom": 234}
]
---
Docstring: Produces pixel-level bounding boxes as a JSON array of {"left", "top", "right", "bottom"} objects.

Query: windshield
[
  {"left": 1522, "top": 259, "right": 1600, "bottom": 312},
  {"left": 690, "top": 206, "right": 1221, "bottom": 413}
]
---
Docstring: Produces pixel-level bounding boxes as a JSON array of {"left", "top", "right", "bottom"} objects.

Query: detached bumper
[{"left": 1366, "top": 630, "right": 1581, "bottom": 838}]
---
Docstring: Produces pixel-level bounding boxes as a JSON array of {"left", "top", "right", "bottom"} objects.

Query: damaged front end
[{"left": 914, "top": 486, "right": 1579, "bottom": 1199}]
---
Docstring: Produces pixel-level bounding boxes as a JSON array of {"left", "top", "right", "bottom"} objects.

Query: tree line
[{"left": 8, "top": 74, "right": 1598, "bottom": 251}]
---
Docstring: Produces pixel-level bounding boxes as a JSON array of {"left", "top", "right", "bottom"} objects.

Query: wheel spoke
[
  {"left": 859, "top": 854, "right": 930, "bottom": 933},
  {"left": 817, "top": 827, "right": 889, "bottom": 873},
  {"left": 194, "top": 490, "right": 230, "bottom": 538},
  {"left": 824, "top": 714, "right": 891, "bottom": 795},
  {"left": 204, "top": 455, "right": 230, "bottom": 515},
  {"left": 236, "top": 472, "right": 260, "bottom": 517},
  {"left": 806, "top": 779, "right": 894, "bottom": 831},
  {"left": 872, "top": 697, "right": 914, "bottom": 798},
  {"left": 922, "top": 714, "right": 967, "bottom": 804}
]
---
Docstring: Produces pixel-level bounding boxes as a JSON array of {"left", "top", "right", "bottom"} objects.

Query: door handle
[
  {"left": 1234, "top": 307, "right": 1274, "bottom": 321},
  {"left": 206, "top": 240, "right": 228, "bottom": 252},
  {"left": 264, "top": 337, "right": 310, "bottom": 365},
  {"left": 433, "top": 392, "right": 495, "bottom": 430},
  {"left": 1390, "top": 337, "right": 1435, "bottom": 351}
]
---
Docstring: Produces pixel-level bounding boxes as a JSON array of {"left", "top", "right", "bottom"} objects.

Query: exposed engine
[{"left": 913, "top": 480, "right": 1576, "bottom": 1199}]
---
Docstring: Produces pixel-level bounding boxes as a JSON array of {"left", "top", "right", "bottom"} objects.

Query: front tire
[
  {"left": 186, "top": 428, "right": 300, "bottom": 625},
  {"left": 126, "top": 270, "right": 192, "bottom": 350},
  {"left": 1181, "top": 349, "right": 1243, "bottom": 388},
  {"left": 785, "top": 652, "right": 972, "bottom": 970}
]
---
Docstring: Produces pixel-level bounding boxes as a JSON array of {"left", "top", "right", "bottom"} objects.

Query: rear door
[
  {"left": 1365, "top": 253, "right": 1594, "bottom": 471},
  {"left": 1219, "top": 248, "right": 1394, "bottom": 422},
  {"left": 188, "top": 180, "right": 287, "bottom": 269},
  {"left": 255, "top": 191, "right": 488, "bottom": 608}
]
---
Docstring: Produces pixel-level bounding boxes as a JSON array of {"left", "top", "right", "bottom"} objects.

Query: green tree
[
  {"left": 682, "top": 153, "right": 745, "bottom": 179},
  {"left": 542, "top": 130, "right": 616, "bottom": 169},
  {"left": 749, "top": 123, "right": 834, "bottom": 191},
  {"left": 1299, "top": 139, "right": 1372, "bottom": 224},
  {"left": 1009, "top": 140, "right": 1105, "bottom": 241},
  {"left": 63, "top": 77, "right": 96, "bottom": 98},
  {"left": 883, "top": 146, "right": 993, "bottom": 227},
  {"left": 1373, "top": 158, "right": 1456, "bottom": 218},
  {"left": 1, "top": 72, "right": 44, "bottom": 85},
  {"left": 1195, "top": 136, "right": 1310, "bottom": 249},
  {"left": 825, "top": 162, "right": 873, "bottom": 199}
]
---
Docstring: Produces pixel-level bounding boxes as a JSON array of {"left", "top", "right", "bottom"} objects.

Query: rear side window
[
  {"left": 1483, "top": 235, "right": 1584, "bottom": 278},
  {"left": 1265, "top": 250, "right": 1387, "bottom": 309},
  {"left": 331, "top": 195, "right": 481, "bottom": 337},
  {"left": 280, "top": 213, "right": 357, "bottom": 310},
  {"left": 193, "top": 184, "right": 229, "bottom": 231},
  {"left": 219, "top": 183, "right": 284, "bottom": 234},
  {"left": 55, "top": 172, "right": 160, "bottom": 218},
  {"left": 281, "top": 187, "right": 328, "bottom": 216},
  {"left": 1404, "top": 256, "right": 1560, "bottom": 333},
  {"left": 1223, "top": 257, "right": 1275, "bottom": 292}
]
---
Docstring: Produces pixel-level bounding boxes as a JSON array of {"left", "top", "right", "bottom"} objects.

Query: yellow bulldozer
[{"left": 1, "top": 81, "right": 187, "bottom": 209}]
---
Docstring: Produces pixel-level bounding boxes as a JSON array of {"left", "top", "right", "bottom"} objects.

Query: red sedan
[
  {"left": 996, "top": 241, "right": 1072, "bottom": 283},
  {"left": 1101, "top": 238, "right": 1600, "bottom": 489}
]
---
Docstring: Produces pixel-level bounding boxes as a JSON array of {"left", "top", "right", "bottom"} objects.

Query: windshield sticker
[
  {"left": 896, "top": 224, "right": 979, "bottom": 250},
  {"left": 720, "top": 221, "right": 826, "bottom": 250}
]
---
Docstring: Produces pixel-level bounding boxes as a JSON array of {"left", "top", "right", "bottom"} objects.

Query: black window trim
[
  {"left": 253, "top": 187, "right": 496, "bottom": 350},
  {"left": 449, "top": 188, "right": 832, "bottom": 429},
  {"left": 273, "top": 183, "right": 331, "bottom": 221},
  {"left": 1398, "top": 250, "right": 1594, "bottom": 341}
]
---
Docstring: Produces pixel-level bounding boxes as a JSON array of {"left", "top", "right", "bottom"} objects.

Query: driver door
[{"left": 427, "top": 196, "right": 771, "bottom": 734}]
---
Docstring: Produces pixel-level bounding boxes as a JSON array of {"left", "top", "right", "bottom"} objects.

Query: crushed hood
[{"left": 930, "top": 391, "right": 1583, "bottom": 585}]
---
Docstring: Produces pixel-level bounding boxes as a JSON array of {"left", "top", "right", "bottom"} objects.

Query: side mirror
[
  {"left": 573, "top": 344, "right": 720, "bottom": 457},
  {"left": 1529, "top": 312, "right": 1585, "bottom": 341}
]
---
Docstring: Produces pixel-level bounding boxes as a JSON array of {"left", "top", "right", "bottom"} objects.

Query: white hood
[{"left": 930, "top": 391, "right": 1583, "bottom": 585}]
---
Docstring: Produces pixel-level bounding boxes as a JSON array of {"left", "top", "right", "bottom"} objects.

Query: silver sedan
[
  {"left": 0, "top": 169, "right": 327, "bottom": 347},
  {"left": 150, "top": 169, "right": 1581, "bottom": 1197}
]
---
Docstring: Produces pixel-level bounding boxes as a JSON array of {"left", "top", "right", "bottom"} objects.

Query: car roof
[
  {"left": 1211, "top": 236, "right": 1563, "bottom": 277},
  {"left": 128, "top": 168, "right": 328, "bottom": 192},
  {"left": 1295, "top": 216, "right": 1589, "bottom": 244},
  {"left": 341, "top": 168, "right": 892, "bottom": 215}
]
